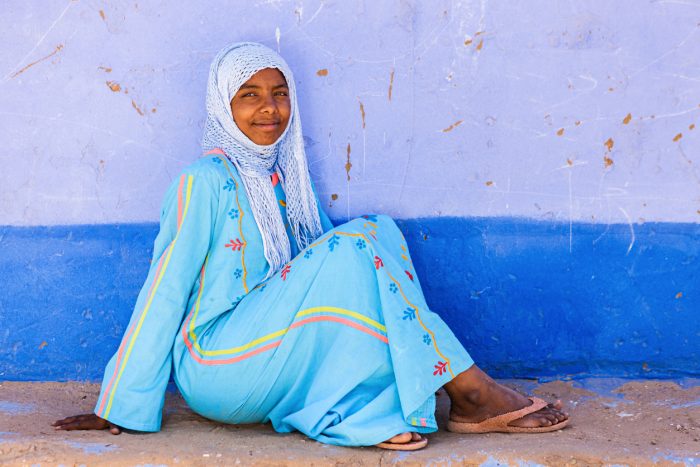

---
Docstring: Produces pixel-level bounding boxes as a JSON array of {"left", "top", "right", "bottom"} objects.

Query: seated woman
[{"left": 53, "top": 42, "right": 568, "bottom": 450}]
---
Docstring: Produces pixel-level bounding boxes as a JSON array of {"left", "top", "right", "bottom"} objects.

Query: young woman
[{"left": 54, "top": 42, "right": 568, "bottom": 450}]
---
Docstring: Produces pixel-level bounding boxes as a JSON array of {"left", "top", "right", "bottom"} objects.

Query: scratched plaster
[{"left": 1, "top": 0, "right": 699, "bottom": 225}]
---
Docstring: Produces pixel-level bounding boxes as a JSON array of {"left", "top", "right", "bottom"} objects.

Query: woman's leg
[{"left": 444, "top": 365, "right": 568, "bottom": 429}]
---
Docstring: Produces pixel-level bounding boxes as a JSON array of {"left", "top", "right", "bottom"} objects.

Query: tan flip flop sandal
[
  {"left": 447, "top": 396, "right": 570, "bottom": 434},
  {"left": 375, "top": 433, "right": 428, "bottom": 450}
]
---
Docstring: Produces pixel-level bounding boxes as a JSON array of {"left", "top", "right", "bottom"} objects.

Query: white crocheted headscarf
[{"left": 202, "top": 42, "right": 323, "bottom": 278}]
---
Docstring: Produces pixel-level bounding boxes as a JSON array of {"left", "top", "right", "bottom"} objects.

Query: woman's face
[{"left": 230, "top": 68, "right": 291, "bottom": 146}]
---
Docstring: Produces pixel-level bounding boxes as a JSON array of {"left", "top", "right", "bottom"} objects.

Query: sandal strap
[{"left": 475, "top": 396, "right": 548, "bottom": 430}]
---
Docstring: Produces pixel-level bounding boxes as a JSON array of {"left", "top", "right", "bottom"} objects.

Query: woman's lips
[{"left": 253, "top": 121, "right": 280, "bottom": 131}]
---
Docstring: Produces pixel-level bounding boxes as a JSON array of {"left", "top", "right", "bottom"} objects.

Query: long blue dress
[{"left": 94, "top": 150, "right": 474, "bottom": 446}]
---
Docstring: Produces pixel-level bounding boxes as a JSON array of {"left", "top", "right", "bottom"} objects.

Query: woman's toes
[
  {"left": 387, "top": 432, "right": 412, "bottom": 444},
  {"left": 410, "top": 432, "right": 423, "bottom": 442}
]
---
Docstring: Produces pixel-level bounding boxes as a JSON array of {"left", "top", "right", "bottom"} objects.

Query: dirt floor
[{"left": 1, "top": 378, "right": 699, "bottom": 466}]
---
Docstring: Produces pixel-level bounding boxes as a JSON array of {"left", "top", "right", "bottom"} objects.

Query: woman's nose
[{"left": 259, "top": 92, "right": 278, "bottom": 113}]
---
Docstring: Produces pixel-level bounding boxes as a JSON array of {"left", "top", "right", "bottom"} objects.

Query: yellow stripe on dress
[{"left": 104, "top": 175, "right": 194, "bottom": 417}]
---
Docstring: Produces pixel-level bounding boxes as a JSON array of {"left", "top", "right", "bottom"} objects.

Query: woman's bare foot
[
  {"left": 444, "top": 365, "right": 569, "bottom": 429},
  {"left": 376, "top": 432, "right": 428, "bottom": 450}
]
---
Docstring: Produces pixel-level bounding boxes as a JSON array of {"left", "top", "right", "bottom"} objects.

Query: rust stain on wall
[
  {"left": 359, "top": 101, "right": 366, "bottom": 129},
  {"left": 38, "top": 341, "right": 47, "bottom": 350},
  {"left": 331, "top": 194, "right": 338, "bottom": 201},
  {"left": 476, "top": 39, "right": 484, "bottom": 51},
  {"left": 690, "top": 124, "right": 696, "bottom": 130},
  {"left": 106, "top": 81, "right": 121, "bottom": 92},
  {"left": 464, "top": 38, "right": 473, "bottom": 46},
  {"left": 675, "top": 292, "right": 683, "bottom": 299},
  {"left": 604, "top": 156, "right": 614, "bottom": 168},
  {"left": 98, "top": 66, "right": 112, "bottom": 73},
  {"left": 623, "top": 113, "right": 632, "bottom": 124},
  {"left": 345, "top": 143, "right": 352, "bottom": 181},
  {"left": 131, "top": 99, "right": 144, "bottom": 116},
  {"left": 567, "top": 158, "right": 574, "bottom": 166},
  {"left": 388, "top": 69, "right": 395, "bottom": 101},
  {"left": 604, "top": 138, "right": 614, "bottom": 152},
  {"left": 485, "top": 181, "right": 493, "bottom": 186},
  {"left": 673, "top": 133, "right": 683, "bottom": 142},
  {"left": 10, "top": 44, "right": 64, "bottom": 78},
  {"left": 316, "top": 69, "right": 328, "bottom": 76},
  {"left": 442, "top": 120, "right": 463, "bottom": 132},
  {"left": 575, "top": 121, "right": 581, "bottom": 126},
  {"left": 99, "top": 10, "right": 106, "bottom": 20},
  {"left": 557, "top": 128, "right": 565, "bottom": 136}
]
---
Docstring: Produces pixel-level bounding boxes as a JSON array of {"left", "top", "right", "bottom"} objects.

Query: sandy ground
[{"left": 0, "top": 378, "right": 699, "bottom": 466}]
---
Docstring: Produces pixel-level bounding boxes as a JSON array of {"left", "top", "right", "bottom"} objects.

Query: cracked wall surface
[{"left": 1, "top": 0, "right": 699, "bottom": 225}]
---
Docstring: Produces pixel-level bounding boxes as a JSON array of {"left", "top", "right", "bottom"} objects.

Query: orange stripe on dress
[
  {"left": 176, "top": 174, "right": 185, "bottom": 228},
  {"left": 97, "top": 247, "right": 169, "bottom": 416},
  {"left": 182, "top": 315, "right": 388, "bottom": 366},
  {"left": 205, "top": 148, "right": 225, "bottom": 156}
]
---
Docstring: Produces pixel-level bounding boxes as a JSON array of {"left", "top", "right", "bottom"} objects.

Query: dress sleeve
[{"left": 94, "top": 169, "right": 218, "bottom": 432}]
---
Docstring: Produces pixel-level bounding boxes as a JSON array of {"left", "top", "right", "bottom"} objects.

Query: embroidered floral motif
[
  {"left": 389, "top": 283, "right": 398, "bottom": 294},
  {"left": 304, "top": 248, "right": 313, "bottom": 259},
  {"left": 405, "top": 270, "right": 414, "bottom": 281},
  {"left": 225, "top": 238, "right": 244, "bottom": 251},
  {"left": 212, "top": 157, "right": 222, "bottom": 164},
  {"left": 355, "top": 238, "right": 366, "bottom": 250},
  {"left": 373, "top": 256, "right": 384, "bottom": 269},
  {"left": 231, "top": 295, "right": 244, "bottom": 306},
  {"left": 281, "top": 264, "right": 291, "bottom": 280},
  {"left": 402, "top": 307, "right": 416, "bottom": 321},
  {"left": 362, "top": 214, "right": 378, "bottom": 222},
  {"left": 433, "top": 361, "right": 448, "bottom": 376},
  {"left": 223, "top": 178, "right": 236, "bottom": 191},
  {"left": 423, "top": 333, "right": 432, "bottom": 345},
  {"left": 233, "top": 268, "right": 242, "bottom": 279},
  {"left": 259, "top": 284, "right": 267, "bottom": 292},
  {"left": 328, "top": 234, "right": 340, "bottom": 252},
  {"left": 228, "top": 208, "right": 239, "bottom": 219}
]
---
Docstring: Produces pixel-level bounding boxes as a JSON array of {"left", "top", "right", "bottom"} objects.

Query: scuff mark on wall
[
  {"left": 345, "top": 143, "right": 352, "bottom": 181},
  {"left": 442, "top": 120, "right": 463, "bottom": 132},
  {"left": 10, "top": 44, "right": 64, "bottom": 78},
  {"left": 98, "top": 66, "right": 112, "bottom": 73}
]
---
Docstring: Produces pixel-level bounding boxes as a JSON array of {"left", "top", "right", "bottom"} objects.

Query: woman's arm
[{"left": 54, "top": 165, "right": 219, "bottom": 433}]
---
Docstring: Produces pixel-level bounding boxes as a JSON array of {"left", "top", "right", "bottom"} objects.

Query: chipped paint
[
  {"left": 442, "top": 120, "right": 463, "bottom": 132},
  {"left": 10, "top": 44, "right": 64, "bottom": 78},
  {"left": 131, "top": 99, "right": 144, "bottom": 116},
  {"left": 623, "top": 113, "right": 632, "bottom": 124},
  {"left": 485, "top": 181, "right": 494, "bottom": 186},
  {"left": 98, "top": 66, "right": 112, "bottom": 73},
  {"left": 673, "top": 133, "right": 683, "bottom": 142},
  {"left": 675, "top": 292, "right": 683, "bottom": 299},
  {"left": 345, "top": 143, "right": 352, "bottom": 181},
  {"left": 388, "top": 69, "right": 394, "bottom": 101},
  {"left": 690, "top": 124, "right": 696, "bottom": 130},
  {"left": 358, "top": 101, "right": 366, "bottom": 129},
  {"left": 99, "top": 10, "right": 106, "bottom": 21},
  {"left": 316, "top": 68, "right": 328, "bottom": 77},
  {"left": 106, "top": 81, "right": 121, "bottom": 92},
  {"left": 604, "top": 138, "right": 614, "bottom": 151},
  {"left": 331, "top": 194, "right": 338, "bottom": 201},
  {"left": 556, "top": 128, "right": 564, "bottom": 136},
  {"left": 476, "top": 39, "right": 484, "bottom": 51},
  {"left": 604, "top": 156, "right": 614, "bottom": 168}
]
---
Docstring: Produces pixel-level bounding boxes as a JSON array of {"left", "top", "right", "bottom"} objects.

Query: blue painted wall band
[{"left": 1, "top": 219, "right": 698, "bottom": 381}]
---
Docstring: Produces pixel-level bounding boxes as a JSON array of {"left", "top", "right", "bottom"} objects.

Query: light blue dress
[{"left": 94, "top": 151, "right": 473, "bottom": 446}]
